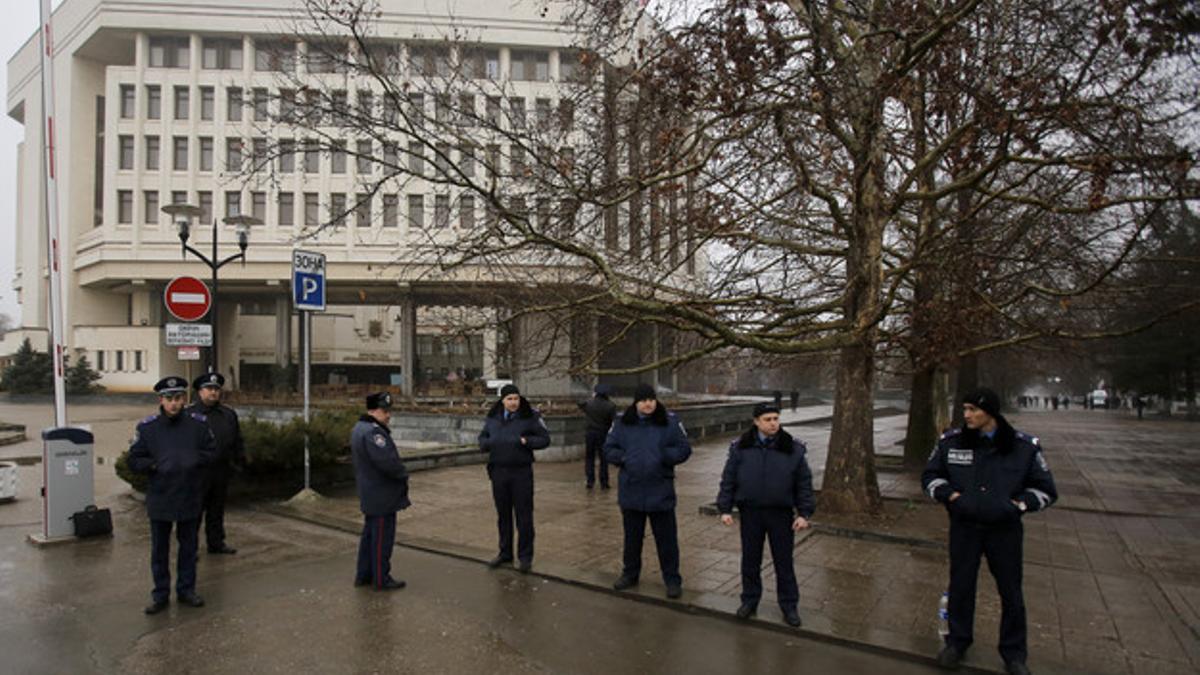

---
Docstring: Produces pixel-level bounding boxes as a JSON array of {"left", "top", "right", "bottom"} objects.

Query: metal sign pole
[
  {"left": 39, "top": 0, "right": 67, "bottom": 429},
  {"left": 303, "top": 310, "right": 311, "bottom": 491}
]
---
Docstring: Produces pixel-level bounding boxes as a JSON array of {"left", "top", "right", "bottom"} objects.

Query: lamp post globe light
[{"left": 160, "top": 204, "right": 259, "bottom": 374}]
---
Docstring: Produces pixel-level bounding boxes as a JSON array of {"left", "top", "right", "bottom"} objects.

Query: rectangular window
[
  {"left": 303, "top": 140, "right": 319, "bottom": 173},
  {"left": 200, "top": 86, "right": 214, "bottom": 120},
  {"left": 279, "top": 139, "right": 295, "bottom": 173},
  {"left": 408, "top": 141, "right": 424, "bottom": 176},
  {"left": 120, "top": 85, "right": 136, "bottom": 118},
  {"left": 255, "top": 40, "right": 295, "bottom": 72},
  {"left": 279, "top": 89, "right": 295, "bottom": 122},
  {"left": 172, "top": 190, "right": 187, "bottom": 205},
  {"left": 304, "top": 193, "right": 319, "bottom": 226},
  {"left": 307, "top": 41, "right": 347, "bottom": 74},
  {"left": 118, "top": 135, "right": 134, "bottom": 170},
  {"left": 459, "top": 145, "right": 475, "bottom": 178},
  {"left": 172, "top": 136, "right": 188, "bottom": 171},
  {"left": 225, "top": 138, "right": 242, "bottom": 172},
  {"left": 145, "top": 135, "right": 160, "bottom": 170},
  {"left": 511, "top": 145, "right": 526, "bottom": 178},
  {"left": 96, "top": 351, "right": 105, "bottom": 371},
  {"left": 252, "top": 137, "right": 268, "bottom": 169},
  {"left": 434, "top": 194, "right": 450, "bottom": 229},
  {"left": 253, "top": 88, "right": 268, "bottom": 121},
  {"left": 355, "top": 194, "right": 372, "bottom": 229},
  {"left": 199, "top": 137, "right": 213, "bottom": 171},
  {"left": 434, "top": 143, "right": 451, "bottom": 179},
  {"left": 408, "top": 194, "right": 424, "bottom": 228},
  {"left": 435, "top": 94, "right": 450, "bottom": 123},
  {"left": 408, "top": 93, "right": 424, "bottom": 127},
  {"left": 117, "top": 190, "right": 133, "bottom": 223},
  {"left": 510, "top": 50, "right": 549, "bottom": 81},
  {"left": 383, "top": 95, "right": 399, "bottom": 125},
  {"left": 357, "top": 90, "right": 374, "bottom": 118},
  {"left": 331, "top": 141, "right": 346, "bottom": 174},
  {"left": 509, "top": 97, "right": 525, "bottom": 128},
  {"left": 173, "top": 86, "right": 189, "bottom": 120},
  {"left": 245, "top": 192, "right": 264, "bottom": 224},
  {"left": 486, "top": 50, "right": 501, "bottom": 79},
  {"left": 382, "top": 194, "right": 398, "bottom": 228},
  {"left": 146, "top": 85, "right": 161, "bottom": 119},
  {"left": 278, "top": 192, "right": 295, "bottom": 225},
  {"left": 225, "top": 191, "right": 241, "bottom": 217},
  {"left": 149, "top": 36, "right": 189, "bottom": 69},
  {"left": 331, "top": 90, "right": 348, "bottom": 126},
  {"left": 304, "top": 89, "right": 322, "bottom": 126},
  {"left": 460, "top": 195, "right": 475, "bottom": 229},
  {"left": 134, "top": 351, "right": 143, "bottom": 371},
  {"left": 356, "top": 140, "right": 372, "bottom": 174},
  {"left": 486, "top": 96, "right": 501, "bottom": 127},
  {"left": 198, "top": 191, "right": 213, "bottom": 223},
  {"left": 486, "top": 144, "right": 501, "bottom": 179},
  {"left": 458, "top": 94, "right": 475, "bottom": 126},
  {"left": 144, "top": 191, "right": 159, "bottom": 224},
  {"left": 383, "top": 142, "right": 398, "bottom": 168},
  {"left": 202, "top": 38, "right": 243, "bottom": 70},
  {"left": 330, "top": 193, "right": 346, "bottom": 224},
  {"left": 116, "top": 351, "right": 124, "bottom": 372},
  {"left": 536, "top": 98, "right": 552, "bottom": 129},
  {"left": 558, "top": 100, "right": 575, "bottom": 131},
  {"left": 227, "top": 87, "right": 243, "bottom": 122}
]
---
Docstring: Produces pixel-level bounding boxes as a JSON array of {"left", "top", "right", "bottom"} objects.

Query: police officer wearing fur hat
[
  {"left": 604, "top": 383, "right": 692, "bottom": 599},
  {"left": 479, "top": 383, "right": 550, "bottom": 573},
  {"left": 187, "top": 372, "right": 244, "bottom": 555},
  {"left": 716, "top": 402, "right": 813, "bottom": 627},
  {"left": 922, "top": 388, "right": 1058, "bottom": 675},
  {"left": 127, "top": 376, "right": 218, "bottom": 614},
  {"left": 352, "top": 391, "right": 411, "bottom": 590}
]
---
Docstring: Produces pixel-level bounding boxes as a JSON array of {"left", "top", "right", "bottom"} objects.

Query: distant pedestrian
[
  {"left": 1136, "top": 395, "right": 1145, "bottom": 420},
  {"left": 351, "top": 391, "right": 411, "bottom": 591},
  {"left": 188, "top": 372, "right": 244, "bottom": 555},
  {"left": 479, "top": 384, "right": 550, "bottom": 573},
  {"left": 716, "top": 402, "right": 813, "bottom": 627},
  {"left": 789, "top": 389, "right": 800, "bottom": 411},
  {"left": 127, "top": 376, "right": 217, "bottom": 615},
  {"left": 921, "top": 388, "right": 1058, "bottom": 675},
  {"left": 773, "top": 390, "right": 783, "bottom": 410},
  {"left": 577, "top": 384, "right": 617, "bottom": 490},
  {"left": 605, "top": 384, "right": 692, "bottom": 599}
]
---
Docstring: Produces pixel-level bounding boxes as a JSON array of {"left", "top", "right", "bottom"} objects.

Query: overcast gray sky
[{"left": 0, "top": 2, "right": 61, "bottom": 325}]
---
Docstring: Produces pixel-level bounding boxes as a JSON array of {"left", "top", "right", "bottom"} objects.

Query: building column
[
  {"left": 398, "top": 296, "right": 416, "bottom": 397},
  {"left": 275, "top": 295, "right": 291, "bottom": 367},
  {"left": 482, "top": 325, "right": 498, "bottom": 380}
]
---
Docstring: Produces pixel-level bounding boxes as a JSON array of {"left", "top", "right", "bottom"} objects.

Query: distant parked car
[{"left": 1090, "top": 390, "right": 1108, "bottom": 408}]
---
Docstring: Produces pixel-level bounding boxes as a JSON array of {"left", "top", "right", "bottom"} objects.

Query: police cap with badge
[
  {"left": 366, "top": 391, "right": 393, "bottom": 411},
  {"left": 193, "top": 372, "right": 225, "bottom": 391},
  {"left": 153, "top": 376, "right": 188, "bottom": 396}
]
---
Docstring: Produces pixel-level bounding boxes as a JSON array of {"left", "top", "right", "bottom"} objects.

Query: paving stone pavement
[{"left": 274, "top": 407, "right": 1200, "bottom": 675}]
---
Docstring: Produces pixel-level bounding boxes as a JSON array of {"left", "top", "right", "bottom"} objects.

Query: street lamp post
[{"left": 162, "top": 204, "right": 257, "bottom": 373}]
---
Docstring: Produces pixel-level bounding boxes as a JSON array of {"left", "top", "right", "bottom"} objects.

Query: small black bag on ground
[{"left": 70, "top": 505, "right": 113, "bottom": 538}]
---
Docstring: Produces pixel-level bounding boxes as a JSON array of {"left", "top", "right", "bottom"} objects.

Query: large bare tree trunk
[
  {"left": 904, "top": 364, "right": 939, "bottom": 469},
  {"left": 822, "top": 339, "right": 884, "bottom": 514}
]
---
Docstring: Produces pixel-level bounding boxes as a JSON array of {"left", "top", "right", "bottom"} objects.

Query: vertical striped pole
[{"left": 39, "top": 0, "right": 68, "bottom": 429}]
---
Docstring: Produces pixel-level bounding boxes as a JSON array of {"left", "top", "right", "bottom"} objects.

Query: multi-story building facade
[{"left": 4, "top": 0, "right": 701, "bottom": 395}]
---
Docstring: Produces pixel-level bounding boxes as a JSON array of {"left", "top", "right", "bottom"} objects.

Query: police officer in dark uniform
[
  {"left": 922, "top": 388, "right": 1058, "bottom": 675},
  {"left": 604, "top": 384, "right": 692, "bottom": 599},
  {"left": 479, "top": 383, "right": 550, "bottom": 573},
  {"left": 188, "top": 372, "right": 244, "bottom": 555},
  {"left": 127, "top": 376, "right": 217, "bottom": 614},
  {"left": 352, "top": 392, "right": 411, "bottom": 590},
  {"left": 716, "top": 402, "right": 814, "bottom": 627},
  {"left": 577, "top": 383, "right": 617, "bottom": 489}
]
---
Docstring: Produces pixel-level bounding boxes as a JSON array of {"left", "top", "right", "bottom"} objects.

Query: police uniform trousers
[
  {"left": 149, "top": 519, "right": 200, "bottom": 602},
  {"left": 621, "top": 509, "right": 681, "bottom": 587},
  {"left": 491, "top": 465, "right": 535, "bottom": 563},
  {"left": 356, "top": 513, "right": 397, "bottom": 587},
  {"left": 738, "top": 506, "right": 799, "bottom": 610},
  {"left": 200, "top": 466, "right": 231, "bottom": 551},
  {"left": 584, "top": 430, "right": 610, "bottom": 488},
  {"left": 947, "top": 519, "right": 1027, "bottom": 663}
]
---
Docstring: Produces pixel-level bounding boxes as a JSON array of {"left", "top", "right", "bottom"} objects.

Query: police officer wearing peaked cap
[
  {"left": 716, "top": 402, "right": 814, "bottom": 627},
  {"left": 922, "top": 388, "right": 1057, "bottom": 675},
  {"left": 127, "top": 376, "right": 218, "bottom": 614},
  {"left": 187, "top": 372, "right": 245, "bottom": 555},
  {"left": 352, "top": 391, "right": 411, "bottom": 590}
]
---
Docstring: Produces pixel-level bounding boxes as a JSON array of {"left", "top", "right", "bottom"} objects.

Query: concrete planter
[{"left": 0, "top": 461, "right": 17, "bottom": 502}]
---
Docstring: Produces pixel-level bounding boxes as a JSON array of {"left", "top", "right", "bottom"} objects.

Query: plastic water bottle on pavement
[{"left": 938, "top": 591, "right": 950, "bottom": 638}]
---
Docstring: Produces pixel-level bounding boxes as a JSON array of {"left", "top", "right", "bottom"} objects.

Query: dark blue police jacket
[
  {"left": 921, "top": 418, "right": 1058, "bottom": 526},
  {"left": 603, "top": 404, "right": 693, "bottom": 512},
  {"left": 127, "top": 409, "right": 217, "bottom": 522},
  {"left": 478, "top": 397, "right": 550, "bottom": 468},
  {"left": 351, "top": 416, "right": 411, "bottom": 516},
  {"left": 716, "top": 428, "right": 815, "bottom": 518}
]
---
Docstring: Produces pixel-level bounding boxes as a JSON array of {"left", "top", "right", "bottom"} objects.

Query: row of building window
[
  {"left": 145, "top": 36, "right": 578, "bottom": 82},
  {"left": 94, "top": 349, "right": 146, "bottom": 373},
  {"left": 117, "top": 84, "right": 573, "bottom": 132},
  {"left": 116, "top": 133, "right": 566, "bottom": 179}
]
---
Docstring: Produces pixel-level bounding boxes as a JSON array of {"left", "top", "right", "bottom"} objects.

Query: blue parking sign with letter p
[{"left": 292, "top": 250, "right": 326, "bottom": 311}]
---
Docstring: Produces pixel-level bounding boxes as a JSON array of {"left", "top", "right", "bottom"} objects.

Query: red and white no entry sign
[{"left": 164, "top": 276, "right": 211, "bottom": 322}]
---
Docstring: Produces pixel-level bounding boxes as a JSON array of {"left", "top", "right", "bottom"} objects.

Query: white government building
[{"left": 3, "top": 0, "right": 699, "bottom": 395}]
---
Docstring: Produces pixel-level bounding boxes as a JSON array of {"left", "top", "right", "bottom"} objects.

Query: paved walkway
[{"left": 276, "top": 408, "right": 1200, "bottom": 675}]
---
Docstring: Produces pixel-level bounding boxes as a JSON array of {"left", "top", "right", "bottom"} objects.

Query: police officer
[
  {"left": 188, "top": 372, "right": 244, "bottom": 555},
  {"left": 352, "top": 392, "right": 411, "bottom": 591},
  {"left": 604, "top": 384, "right": 692, "bottom": 599},
  {"left": 577, "top": 383, "right": 617, "bottom": 489},
  {"left": 922, "top": 388, "right": 1057, "bottom": 675},
  {"left": 716, "top": 402, "right": 813, "bottom": 627},
  {"left": 479, "top": 384, "right": 550, "bottom": 573},
  {"left": 127, "top": 376, "right": 217, "bottom": 615}
]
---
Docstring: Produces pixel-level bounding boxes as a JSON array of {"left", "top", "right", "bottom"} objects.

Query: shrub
[
  {"left": 65, "top": 354, "right": 104, "bottom": 395},
  {"left": 0, "top": 338, "right": 53, "bottom": 393}
]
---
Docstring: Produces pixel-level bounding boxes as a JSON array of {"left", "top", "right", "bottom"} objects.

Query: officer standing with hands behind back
[
  {"left": 127, "top": 376, "right": 217, "bottom": 615},
  {"left": 188, "top": 372, "right": 244, "bottom": 555},
  {"left": 716, "top": 402, "right": 813, "bottom": 627},
  {"left": 922, "top": 387, "right": 1057, "bottom": 675},
  {"left": 352, "top": 391, "right": 411, "bottom": 591}
]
